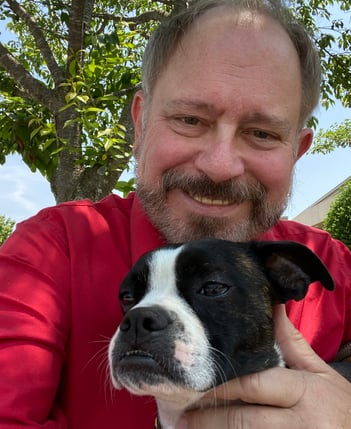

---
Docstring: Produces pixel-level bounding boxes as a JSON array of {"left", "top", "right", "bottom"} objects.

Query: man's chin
[
  {"left": 136, "top": 185, "right": 285, "bottom": 243},
  {"left": 143, "top": 211, "right": 269, "bottom": 244}
]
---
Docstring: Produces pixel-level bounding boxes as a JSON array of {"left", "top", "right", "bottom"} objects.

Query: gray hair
[{"left": 141, "top": 0, "right": 321, "bottom": 127}]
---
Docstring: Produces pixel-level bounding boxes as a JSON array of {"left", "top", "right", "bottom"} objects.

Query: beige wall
[{"left": 293, "top": 176, "right": 350, "bottom": 228}]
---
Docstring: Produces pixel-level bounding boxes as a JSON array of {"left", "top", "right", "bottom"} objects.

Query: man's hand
[{"left": 175, "top": 305, "right": 351, "bottom": 428}]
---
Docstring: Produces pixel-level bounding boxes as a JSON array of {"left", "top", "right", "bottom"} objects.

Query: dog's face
[{"left": 109, "top": 239, "right": 334, "bottom": 425}]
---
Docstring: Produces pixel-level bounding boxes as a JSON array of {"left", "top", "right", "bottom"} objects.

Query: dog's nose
[{"left": 119, "top": 305, "right": 174, "bottom": 341}]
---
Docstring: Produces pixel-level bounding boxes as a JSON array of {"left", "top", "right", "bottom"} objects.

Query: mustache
[{"left": 161, "top": 170, "right": 267, "bottom": 203}]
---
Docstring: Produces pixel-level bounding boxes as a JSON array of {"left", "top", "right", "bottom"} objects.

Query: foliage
[
  {"left": 0, "top": 0, "right": 174, "bottom": 202},
  {"left": 324, "top": 179, "right": 351, "bottom": 250},
  {"left": 291, "top": 0, "right": 351, "bottom": 110},
  {"left": 311, "top": 118, "right": 351, "bottom": 154},
  {"left": 0, "top": 0, "right": 350, "bottom": 202},
  {"left": 0, "top": 215, "right": 15, "bottom": 245}
]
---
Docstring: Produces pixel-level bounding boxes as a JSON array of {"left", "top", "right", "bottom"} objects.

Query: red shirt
[{"left": 0, "top": 193, "right": 351, "bottom": 428}]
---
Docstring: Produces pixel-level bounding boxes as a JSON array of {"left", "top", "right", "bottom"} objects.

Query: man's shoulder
[
  {"left": 57, "top": 193, "right": 135, "bottom": 216},
  {"left": 260, "top": 219, "right": 332, "bottom": 244},
  {"left": 259, "top": 220, "right": 351, "bottom": 268},
  {"left": 10, "top": 193, "right": 136, "bottom": 249},
  {"left": 20, "top": 193, "right": 135, "bottom": 225}
]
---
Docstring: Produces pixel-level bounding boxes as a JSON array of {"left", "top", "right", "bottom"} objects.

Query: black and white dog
[{"left": 109, "top": 239, "right": 334, "bottom": 429}]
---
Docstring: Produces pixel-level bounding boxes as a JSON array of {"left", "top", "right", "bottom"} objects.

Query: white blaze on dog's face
[{"left": 109, "top": 245, "right": 215, "bottom": 402}]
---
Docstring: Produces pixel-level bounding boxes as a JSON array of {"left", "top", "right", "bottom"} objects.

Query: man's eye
[
  {"left": 242, "top": 129, "right": 281, "bottom": 148},
  {"left": 169, "top": 115, "right": 209, "bottom": 137},
  {"left": 178, "top": 116, "right": 201, "bottom": 126},
  {"left": 253, "top": 130, "right": 271, "bottom": 139}
]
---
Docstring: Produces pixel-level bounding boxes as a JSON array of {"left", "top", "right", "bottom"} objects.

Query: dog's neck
[
  {"left": 156, "top": 393, "right": 243, "bottom": 429},
  {"left": 155, "top": 392, "right": 206, "bottom": 429}
]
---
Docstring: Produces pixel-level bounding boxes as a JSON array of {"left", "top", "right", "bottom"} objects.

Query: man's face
[{"left": 132, "top": 10, "right": 313, "bottom": 243}]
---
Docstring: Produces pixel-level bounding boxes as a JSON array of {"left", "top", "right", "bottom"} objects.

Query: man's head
[
  {"left": 132, "top": 0, "right": 321, "bottom": 243},
  {"left": 141, "top": 0, "right": 321, "bottom": 127}
]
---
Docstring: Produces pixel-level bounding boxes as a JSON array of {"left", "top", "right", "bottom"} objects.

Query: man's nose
[{"left": 193, "top": 126, "right": 245, "bottom": 183}]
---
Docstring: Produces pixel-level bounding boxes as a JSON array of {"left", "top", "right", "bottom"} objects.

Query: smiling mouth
[{"left": 189, "top": 193, "right": 234, "bottom": 206}]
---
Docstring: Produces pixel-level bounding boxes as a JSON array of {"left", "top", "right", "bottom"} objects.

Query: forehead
[
  {"left": 176, "top": 240, "right": 257, "bottom": 274},
  {"left": 151, "top": 9, "right": 302, "bottom": 126},
  {"left": 177, "top": 8, "right": 298, "bottom": 69},
  {"left": 133, "top": 241, "right": 264, "bottom": 308},
  {"left": 132, "top": 246, "right": 183, "bottom": 308}
]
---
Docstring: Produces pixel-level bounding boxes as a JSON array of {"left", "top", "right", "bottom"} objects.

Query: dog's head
[{"left": 109, "top": 239, "right": 334, "bottom": 418}]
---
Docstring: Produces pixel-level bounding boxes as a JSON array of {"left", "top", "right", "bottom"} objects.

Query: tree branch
[
  {"left": 0, "top": 43, "right": 56, "bottom": 110},
  {"left": 94, "top": 10, "right": 169, "bottom": 26},
  {"left": 6, "top": 0, "right": 64, "bottom": 86},
  {"left": 67, "top": 0, "right": 94, "bottom": 56},
  {"left": 155, "top": 0, "right": 187, "bottom": 8},
  {"left": 94, "top": 1, "right": 188, "bottom": 28}
]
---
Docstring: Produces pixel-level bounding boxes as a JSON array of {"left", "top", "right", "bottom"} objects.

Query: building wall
[{"left": 293, "top": 176, "right": 350, "bottom": 228}]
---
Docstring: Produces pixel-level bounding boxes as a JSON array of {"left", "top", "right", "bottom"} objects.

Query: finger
[
  {"left": 205, "top": 366, "right": 305, "bottom": 408},
  {"left": 176, "top": 403, "right": 295, "bottom": 429},
  {"left": 201, "top": 305, "right": 321, "bottom": 407},
  {"left": 273, "top": 304, "right": 330, "bottom": 373}
]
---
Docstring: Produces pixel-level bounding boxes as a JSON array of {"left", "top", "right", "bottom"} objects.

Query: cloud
[{"left": 0, "top": 155, "right": 55, "bottom": 223}]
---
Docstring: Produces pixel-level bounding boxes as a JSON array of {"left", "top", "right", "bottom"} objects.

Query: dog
[{"left": 108, "top": 238, "right": 334, "bottom": 429}]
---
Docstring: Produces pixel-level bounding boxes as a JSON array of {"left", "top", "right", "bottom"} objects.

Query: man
[{"left": 1, "top": 0, "right": 351, "bottom": 428}]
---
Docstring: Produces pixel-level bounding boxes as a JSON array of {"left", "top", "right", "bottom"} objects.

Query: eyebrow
[
  {"left": 164, "top": 99, "right": 220, "bottom": 116},
  {"left": 164, "top": 99, "right": 293, "bottom": 135},
  {"left": 241, "top": 112, "right": 292, "bottom": 133}
]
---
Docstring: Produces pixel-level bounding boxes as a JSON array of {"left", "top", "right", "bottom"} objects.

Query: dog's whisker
[
  {"left": 83, "top": 341, "right": 109, "bottom": 373},
  {"left": 81, "top": 337, "right": 119, "bottom": 406},
  {"left": 205, "top": 351, "right": 232, "bottom": 401},
  {"left": 209, "top": 345, "right": 238, "bottom": 380}
]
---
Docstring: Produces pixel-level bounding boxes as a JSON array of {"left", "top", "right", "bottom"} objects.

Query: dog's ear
[{"left": 252, "top": 241, "right": 335, "bottom": 304}]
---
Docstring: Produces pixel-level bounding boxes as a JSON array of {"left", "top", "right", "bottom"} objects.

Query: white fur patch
[
  {"left": 109, "top": 246, "right": 216, "bottom": 394},
  {"left": 135, "top": 246, "right": 215, "bottom": 391}
]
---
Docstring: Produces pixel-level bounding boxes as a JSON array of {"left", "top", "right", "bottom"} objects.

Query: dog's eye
[
  {"left": 199, "top": 282, "right": 230, "bottom": 297},
  {"left": 119, "top": 291, "right": 136, "bottom": 308}
]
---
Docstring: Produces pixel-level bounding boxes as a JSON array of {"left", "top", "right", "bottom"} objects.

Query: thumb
[{"left": 274, "top": 304, "right": 329, "bottom": 373}]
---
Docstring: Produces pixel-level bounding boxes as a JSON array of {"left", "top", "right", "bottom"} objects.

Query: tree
[
  {"left": 311, "top": 118, "right": 351, "bottom": 154},
  {"left": 0, "top": 215, "right": 15, "bottom": 245},
  {"left": 292, "top": 0, "right": 351, "bottom": 111},
  {"left": 0, "top": 0, "right": 350, "bottom": 203},
  {"left": 0, "top": 0, "right": 177, "bottom": 202},
  {"left": 324, "top": 179, "right": 351, "bottom": 250}
]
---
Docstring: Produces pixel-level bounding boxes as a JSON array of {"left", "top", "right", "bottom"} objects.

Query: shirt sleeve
[
  {"left": 260, "top": 221, "right": 351, "bottom": 361},
  {"left": 332, "top": 237, "right": 351, "bottom": 348},
  {"left": 0, "top": 209, "right": 71, "bottom": 428},
  {"left": 301, "top": 232, "right": 351, "bottom": 360}
]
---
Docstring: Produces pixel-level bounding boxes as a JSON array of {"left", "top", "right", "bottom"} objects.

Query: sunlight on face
[{"left": 133, "top": 9, "right": 311, "bottom": 242}]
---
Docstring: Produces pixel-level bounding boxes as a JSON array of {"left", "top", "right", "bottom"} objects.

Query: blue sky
[{"left": 0, "top": 99, "right": 350, "bottom": 223}]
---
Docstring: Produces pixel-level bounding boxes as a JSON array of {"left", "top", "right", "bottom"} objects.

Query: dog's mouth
[
  {"left": 114, "top": 348, "right": 187, "bottom": 389},
  {"left": 118, "top": 349, "right": 166, "bottom": 373},
  {"left": 123, "top": 350, "right": 153, "bottom": 358}
]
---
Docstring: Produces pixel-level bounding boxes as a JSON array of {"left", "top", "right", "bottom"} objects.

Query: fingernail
[{"left": 175, "top": 417, "right": 188, "bottom": 429}]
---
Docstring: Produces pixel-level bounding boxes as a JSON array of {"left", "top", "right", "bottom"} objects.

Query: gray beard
[{"left": 136, "top": 169, "right": 289, "bottom": 243}]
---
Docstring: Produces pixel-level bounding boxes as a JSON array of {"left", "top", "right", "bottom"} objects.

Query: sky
[{"left": 0, "top": 99, "right": 350, "bottom": 224}]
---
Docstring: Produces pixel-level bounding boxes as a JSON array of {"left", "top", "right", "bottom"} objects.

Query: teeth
[{"left": 191, "top": 194, "right": 232, "bottom": 206}]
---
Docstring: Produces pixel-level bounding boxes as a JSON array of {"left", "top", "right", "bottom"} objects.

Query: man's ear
[
  {"left": 296, "top": 127, "right": 313, "bottom": 160},
  {"left": 131, "top": 90, "right": 146, "bottom": 156},
  {"left": 252, "top": 241, "right": 335, "bottom": 304}
]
